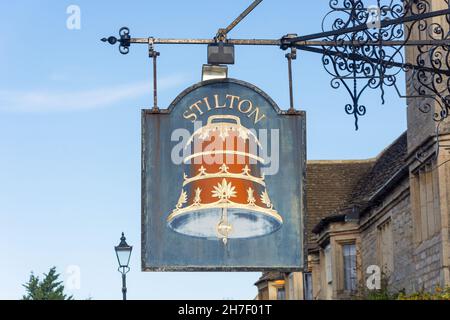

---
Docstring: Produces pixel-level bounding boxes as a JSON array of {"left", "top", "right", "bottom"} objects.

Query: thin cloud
[{"left": 0, "top": 74, "right": 190, "bottom": 113}]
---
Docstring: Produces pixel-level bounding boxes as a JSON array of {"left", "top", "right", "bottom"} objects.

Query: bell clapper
[{"left": 217, "top": 207, "right": 232, "bottom": 246}]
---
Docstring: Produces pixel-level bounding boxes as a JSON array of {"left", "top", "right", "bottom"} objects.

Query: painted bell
[{"left": 167, "top": 115, "right": 283, "bottom": 244}]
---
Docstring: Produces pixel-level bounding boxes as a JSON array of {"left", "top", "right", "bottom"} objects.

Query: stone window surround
[
  {"left": 334, "top": 238, "right": 359, "bottom": 295},
  {"left": 315, "top": 222, "right": 361, "bottom": 299},
  {"left": 410, "top": 159, "right": 442, "bottom": 245},
  {"left": 377, "top": 217, "right": 394, "bottom": 274}
]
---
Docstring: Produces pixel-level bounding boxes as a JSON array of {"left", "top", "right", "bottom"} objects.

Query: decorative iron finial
[
  {"left": 118, "top": 232, "right": 129, "bottom": 247},
  {"left": 101, "top": 27, "right": 131, "bottom": 55}
]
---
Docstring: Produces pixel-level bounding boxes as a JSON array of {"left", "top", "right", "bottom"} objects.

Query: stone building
[
  {"left": 255, "top": 0, "right": 450, "bottom": 300},
  {"left": 256, "top": 118, "right": 449, "bottom": 300}
]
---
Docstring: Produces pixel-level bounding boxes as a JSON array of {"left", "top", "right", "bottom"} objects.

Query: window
[
  {"left": 304, "top": 273, "right": 313, "bottom": 300},
  {"left": 378, "top": 220, "right": 393, "bottom": 273},
  {"left": 277, "top": 287, "right": 286, "bottom": 300},
  {"left": 411, "top": 164, "right": 441, "bottom": 243},
  {"left": 343, "top": 243, "right": 357, "bottom": 292},
  {"left": 324, "top": 244, "right": 333, "bottom": 284}
]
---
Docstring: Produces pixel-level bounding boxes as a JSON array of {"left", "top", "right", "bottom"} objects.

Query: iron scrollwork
[
  {"left": 319, "top": 0, "right": 427, "bottom": 129},
  {"left": 101, "top": 27, "right": 131, "bottom": 55},
  {"left": 288, "top": 0, "right": 450, "bottom": 129},
  {"left": 414, "top": 13, "right": 450, "bottom": 121},
  {"left": 100, "top": 1, "right": 450, "bottom": 130}
]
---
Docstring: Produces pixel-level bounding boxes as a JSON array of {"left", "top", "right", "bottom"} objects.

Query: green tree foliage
[
  {"left": 397, "top": 287, "right": 450, "bottom": 300},
  {"left": 22, "top": 267, "right": 73, "bottom": 300},
  {"left": 355, "top": 271, "right": 450, "bottom": 300}
]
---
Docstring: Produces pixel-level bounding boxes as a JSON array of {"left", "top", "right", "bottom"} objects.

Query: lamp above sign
[{"left": 142, "top": 78, "right": 305, "bottom": 272}]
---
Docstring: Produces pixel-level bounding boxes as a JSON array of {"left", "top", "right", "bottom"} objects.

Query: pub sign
[{"left": 142, "top": 78, "right": 305, "bottom": 271}]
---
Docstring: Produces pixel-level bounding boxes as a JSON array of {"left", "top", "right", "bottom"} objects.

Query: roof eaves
[{"left": 311, "top": 213, "right": 346, "bottom": 235}]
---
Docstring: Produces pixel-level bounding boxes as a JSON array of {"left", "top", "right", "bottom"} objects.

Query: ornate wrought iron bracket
[
  {"left": 282, "top": 0, "right": 450, "bottom": 129},
  {"left": 101, "top": 0, "right": 450, "bottom": 130}
]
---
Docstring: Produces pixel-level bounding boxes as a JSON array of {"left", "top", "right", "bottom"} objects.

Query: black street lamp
[{"left": 115, "top": 232, "right": 132, "bottom": 300}]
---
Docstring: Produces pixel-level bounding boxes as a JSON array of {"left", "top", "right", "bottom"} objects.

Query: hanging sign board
[{"left": 142, "top": 78, "right": 305, "bottom": 271}]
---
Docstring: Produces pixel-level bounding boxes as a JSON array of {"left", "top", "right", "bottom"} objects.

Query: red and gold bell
[{"left": 167, "top": 115, "right": 283, "bottom": 244}]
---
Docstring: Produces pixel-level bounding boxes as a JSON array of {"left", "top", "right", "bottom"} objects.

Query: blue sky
[{"left": 0, "top": 0, "right": 406, "bottom": 300}]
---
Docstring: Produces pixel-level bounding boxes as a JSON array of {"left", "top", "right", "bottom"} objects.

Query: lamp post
[{"left": 114, "top": 232, "right": 132, "bottom": 301}]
